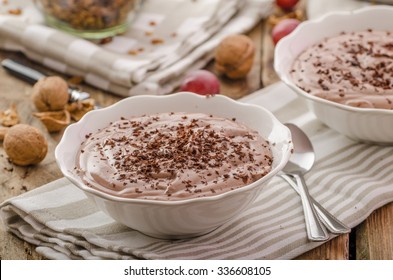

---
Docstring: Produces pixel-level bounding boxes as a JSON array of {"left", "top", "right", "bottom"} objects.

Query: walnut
[
  {"left": 0, "top": 103, "right": 20, "bottom": 127},
  {"left": 3, "top": 124, "right": 48, "bottom": 166},
  {"left": 32, "top": 76, "right": 69, "bottom": 112},
  {"left": 214, "top": 34, "right": 256, "bottom": 79},
  {"left": 65, "top": 98, "right": 95, "bottom": 121},
  {"left": 33, "top": 110, "right": 71, "bottom": 133},
  {"left": 0, "top": 127, "right": 9, "bottom": 141}
]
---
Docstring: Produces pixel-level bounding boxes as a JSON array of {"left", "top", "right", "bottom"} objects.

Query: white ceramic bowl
[
  {"left": 274, "top": 6, "right": 393, "bottom": 144},
  {"left": 55, "top": 92, "right": 293, "bottom": 239}
]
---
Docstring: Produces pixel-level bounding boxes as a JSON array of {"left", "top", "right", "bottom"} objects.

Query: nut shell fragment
[
  {"left": 65, "top": 99, "right": 95, "bottom": 121},
  {"left": 33, "top": 110, "right": 71, "bottom": 133},
  {"left": 3, "top": 124, "right": 48, "bottom": 166},
  {"left": 0, "top": 103, "right": 20, "bottom": 127},
  {"left": 215, "top": 34, "right": 255, "bottom": 79},
  {"left": 267, "top": 9, "right": 304, "bottom": 27},
  {"left": 32, "top": 76, "right": 69, "bottom": 112}
]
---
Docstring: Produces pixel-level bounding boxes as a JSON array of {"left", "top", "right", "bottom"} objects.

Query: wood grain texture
[
  {"left": 261, "top": 20, "right": 281, "bottom": 87},
  {"left": 295, "top": 235, "right": 350, "bottom": 260},
  {"left": 356, "top": 202, "right": 393, "bottom": 260}
]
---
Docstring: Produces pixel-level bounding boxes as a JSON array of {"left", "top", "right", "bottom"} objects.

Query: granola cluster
[{"left": 37, "top": 0, "right": 138, "bottom": 30}]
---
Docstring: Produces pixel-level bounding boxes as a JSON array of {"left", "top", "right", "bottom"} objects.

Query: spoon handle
[
  {"left": 292, "top": 173, "right": 329, "bottom": 241},
  {"left": 312, "top": 200, "right": 351, "bottom": 234},
  {"left": 279, "top": 173, "right": 351, "bottom": 234}
]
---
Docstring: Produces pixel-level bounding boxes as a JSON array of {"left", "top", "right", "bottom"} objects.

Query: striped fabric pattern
[
  {"left": 0, "top": 0, "right": 272, "bottom": 96},
  {"left": 1, "top": 82, "right": 392, "bottom": 260}
]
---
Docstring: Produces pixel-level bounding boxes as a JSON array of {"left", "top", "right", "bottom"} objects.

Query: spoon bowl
[
  {"left": 284, "top": 124, "right": 315, "bottom": 174},
  {"left": 282, "top": 123, "right": 350, "bottom": 240},
  {"left": 283, "top": 123, "right": 329, "bottom": 241}
]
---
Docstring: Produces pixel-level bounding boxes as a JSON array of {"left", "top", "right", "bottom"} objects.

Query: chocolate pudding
[
  {"left": 291, "top": 30, "right": 393, "bottom": 109},
  {"left": 74, "top": 112, "right": 273, "bottom": 201}
]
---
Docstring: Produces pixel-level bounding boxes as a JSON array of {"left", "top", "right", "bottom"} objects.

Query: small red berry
[
  {"left": 179, "top": 70, "right": 220, "bottom": 95},
  {"left": 272, "top": 18, "right": 301, "bottom": 45}
]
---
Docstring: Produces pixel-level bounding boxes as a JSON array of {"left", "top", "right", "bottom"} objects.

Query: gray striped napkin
[
  {"left": 1, "top": 82, "right": 393, "bottom": 260},
  {"left": 0, "top": 0, "right": 272, "bottom": 96}
]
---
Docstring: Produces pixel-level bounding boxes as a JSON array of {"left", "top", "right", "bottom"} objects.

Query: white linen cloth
[
  {"left": 0, "top": 0, "right": 273, "bottom": 96},
  {"left": 1, "top": 82, "right": 393, "bottom": 260}
]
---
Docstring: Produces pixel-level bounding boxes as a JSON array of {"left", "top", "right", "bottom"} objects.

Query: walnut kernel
[
  {"left": 267, "top": 9, "right": 304, "bottom": 27},
  {"left": 0, "top": 103, "right": 20, "bottom": 127},
  {"left": 65, "top": 99, "right": 95, "bottom": 121}
]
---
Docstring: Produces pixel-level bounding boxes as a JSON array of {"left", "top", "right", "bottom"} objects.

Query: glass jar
[{"left": 34, "top": 0, "right": 142, "bottom": 39}]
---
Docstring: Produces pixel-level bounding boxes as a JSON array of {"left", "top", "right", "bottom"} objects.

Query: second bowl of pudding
[{"left": 274, "top": 6, "right": 393, "bottom": 144}]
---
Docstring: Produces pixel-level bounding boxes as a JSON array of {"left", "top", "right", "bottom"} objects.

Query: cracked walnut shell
[
  {"left": 32, "top": 76, "right": 69, "bottom": 112},
  {"left": 65, "top": 98, "right": 95, "bottom": 121},
  {"left": 215, "top": 34, "right": 255, "bottom": 79},
  {"left": 33, "top": 110, "right": 71, "bottom": 133},
  {"left": 3, "top": 124, "right": 48, "bottom": 166}
]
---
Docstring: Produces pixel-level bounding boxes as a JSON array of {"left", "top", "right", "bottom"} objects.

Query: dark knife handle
[{"left": 1, "top": 59, "right": 46, "bottom": 85}]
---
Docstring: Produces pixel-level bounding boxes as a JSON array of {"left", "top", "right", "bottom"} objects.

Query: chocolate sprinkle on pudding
[
  {"left": 74, "top": 112, "right": 273, "bottom": 201},
  {"left": 291, "top": 30, "right": 393, "bottom": 109}
]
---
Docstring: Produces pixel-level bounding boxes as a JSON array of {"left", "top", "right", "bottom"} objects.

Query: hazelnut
[
  {"left": 33, "top": 110, "right": 71, "bottom": 133},
  {"left": 215, "top": 34, "right": 255, "bottom": 79},
  {"left": 3, "top": 124, "right": 48, "bottom": 166},
  {"left": 32, "top": 76, "right": 69, "bottom": 112}
]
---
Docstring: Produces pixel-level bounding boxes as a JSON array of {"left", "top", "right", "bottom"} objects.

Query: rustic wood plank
[
  {"left": 261, "top": 19, "right": 281, "bottom": 87},
  {"left": 295, "top": 234, "right": 350, "bottom": 260},
  {"left": 0, "top": 51, "right": 61, "bottom": 260},
  {"left": 0, "top": 50, "right": 121, "bottom": 260},
  {"left": 0, "top": 228, "right": 45, "bottom": 260},
  {"left": 356, "top": 202, "right": 393, "bottom": 260}
]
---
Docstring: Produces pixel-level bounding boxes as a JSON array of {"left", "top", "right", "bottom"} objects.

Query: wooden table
[{"left": 0, "top": 11, "right": 392, "bottom": 260}]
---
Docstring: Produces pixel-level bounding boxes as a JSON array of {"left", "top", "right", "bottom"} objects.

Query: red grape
[
  {"left": 271, "top": 18, "right": 300, "bottom": 45},
  {"left": 276, "top": 0, "right": 299, "bottom": 10},
  {"left": 179, "top": 70, "right": 220, "bottom": 95}
]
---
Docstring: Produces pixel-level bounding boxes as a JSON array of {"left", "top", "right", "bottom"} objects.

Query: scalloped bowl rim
[
  {"left": 274, "top": 5, "right": 393, "bottom": 116},
  {"left": 55, "top": 92, "right": 292, "bottom": 206}
]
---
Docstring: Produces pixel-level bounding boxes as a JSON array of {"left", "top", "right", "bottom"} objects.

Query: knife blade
[{"left": 1, "top": 59, "right": 90, "bottom": 102}]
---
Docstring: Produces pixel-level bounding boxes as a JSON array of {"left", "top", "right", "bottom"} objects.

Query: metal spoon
[
  {"left": 1, "top": 59, "right": 90, "bottom": 102},
  {"left": 279, "top": 173, "right": 350, "bottom": 235},
  {"left": 282, "top": 123, "right": 329, "bottom": 241}
]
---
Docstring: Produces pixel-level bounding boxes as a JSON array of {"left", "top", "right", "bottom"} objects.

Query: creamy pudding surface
[
  {"left": 291, "top": 30, "right": 393, "bottom": 109},
  {"left": 75, "top": 112, "right": 273, "bottom": 201}
]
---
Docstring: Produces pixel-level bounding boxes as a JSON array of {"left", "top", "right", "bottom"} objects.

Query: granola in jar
[{"left": 35, "top": 0, "right": 142, "bottom": 39}]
